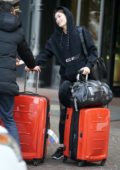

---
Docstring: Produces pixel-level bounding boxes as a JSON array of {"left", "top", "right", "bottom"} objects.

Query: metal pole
[
  {"left": 30, "top": 0, "right": 42, "bottom": 57},
  {"left": 27, "top": 0, "right": 42, "bottom": 87},
  {"left": 76, "top": 0, "right": 82, "bottom": 26},
  {"left": 97, "top": 0, "right": 105, "bottom": 57}
]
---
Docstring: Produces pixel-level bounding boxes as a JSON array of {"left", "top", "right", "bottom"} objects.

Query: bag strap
[{"left": 77, "top": 27, "right": 88, "bottom": 59}]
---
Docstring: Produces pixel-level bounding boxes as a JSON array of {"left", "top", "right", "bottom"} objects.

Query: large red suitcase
[
  {"left": 13, "top": 72, "right": 50, "bottom": 165},
  {"left": 63, "top": 107, "right": 110, "bottom": 166}
]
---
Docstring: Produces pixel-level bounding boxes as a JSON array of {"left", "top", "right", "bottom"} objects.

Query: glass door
[
  {"left": 102, "top": 0, "right": 120, "bottom": 96},
  {"left": 79, "top": 0, "right": 101, "bottom": 49},
  {"left": 113, "top": 8, "right": 120, "bottom": 88}
]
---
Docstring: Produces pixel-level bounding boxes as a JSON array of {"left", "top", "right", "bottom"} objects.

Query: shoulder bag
[{"left": 78, "top": 27, "right": 107, "bottom": 81}]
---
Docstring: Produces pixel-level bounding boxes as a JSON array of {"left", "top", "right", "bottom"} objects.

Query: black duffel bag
[
  {"left": 71, "top": 79, "right": 113, "bottom": 108},
  {"left": 59, "top": 73, "right": 113, "bottom": 108}
]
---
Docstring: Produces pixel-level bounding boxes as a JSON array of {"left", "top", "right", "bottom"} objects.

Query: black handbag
[
  {"left": 71, "top": 74, "right": 113, "bottom": 109},
  {"left": 91, "top": 57, "right": 107, "bottom": 80},
  {"left": 78, "top": 27, "right": 107, "bottom": 80},
  {"left": 59, "top": 73, "right": 113, "bottom": 109}
]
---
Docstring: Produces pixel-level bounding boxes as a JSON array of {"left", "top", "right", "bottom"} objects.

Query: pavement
[{"left": 17, "top": 79, "right": 120, "bottom": 170}]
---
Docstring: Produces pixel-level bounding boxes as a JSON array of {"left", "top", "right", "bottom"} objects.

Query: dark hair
[
  {"left": 54, "top": 7, "right": 64, "bottom": 16},
  {"left": 0, "top": 2, "right": 13, "bottom": 12}
]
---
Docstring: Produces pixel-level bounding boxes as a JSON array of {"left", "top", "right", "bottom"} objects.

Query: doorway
[{"left": 103, "top": 0, "right": 120, "bottom": 96}]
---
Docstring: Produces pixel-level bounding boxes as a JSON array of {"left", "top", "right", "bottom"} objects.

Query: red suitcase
[
  {"left": 13, "top": 72, "right": 50, "bottom": 165},
  {"left": 63, "top": 107, "right": 110, "bottom": 166}
]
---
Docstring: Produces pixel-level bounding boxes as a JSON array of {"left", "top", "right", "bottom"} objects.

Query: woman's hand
[
  {"left": 32, "top": 66, "right": 41, "bottom": 72},
  {"left": 80, "top": 67, "right": 90, "bottom": 75},
  {"left": 25, "top": 66, "right": 41, "bottom": 72}
]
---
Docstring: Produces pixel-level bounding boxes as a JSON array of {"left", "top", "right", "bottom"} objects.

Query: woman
[{"left": 35, "top": 6, "right": 97, "bottom": 159}]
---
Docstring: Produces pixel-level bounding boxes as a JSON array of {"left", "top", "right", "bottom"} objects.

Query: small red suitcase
[
  {"left": 13, "top": 72, "right": 50, "bottom": 165},
  {"left": 63, "top": 107, "right": 110, "bottom": 166}
]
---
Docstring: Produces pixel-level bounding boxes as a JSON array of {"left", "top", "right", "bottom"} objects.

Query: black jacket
[
  {"left": 36, "top": 6, "right": 97, "bottom": 81},
  {"left": 0, "top": 12, "right": 35, "bottom": 95}
]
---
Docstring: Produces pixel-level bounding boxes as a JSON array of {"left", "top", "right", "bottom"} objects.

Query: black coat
[
  {"left": 36, "top": 6, "right": 98, "bottom": 81},
  {"left": 0, "top": 12, "right": 35, "bottom": 95}
]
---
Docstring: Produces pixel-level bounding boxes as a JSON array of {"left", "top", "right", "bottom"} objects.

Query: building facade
[{"left": 19, "top": 0, "right": 120, "bottom": 96}]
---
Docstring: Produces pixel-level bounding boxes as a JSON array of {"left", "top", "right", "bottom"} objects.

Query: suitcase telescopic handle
[{"left": 24, "top": 71, "right": 40, "bottom": 94}]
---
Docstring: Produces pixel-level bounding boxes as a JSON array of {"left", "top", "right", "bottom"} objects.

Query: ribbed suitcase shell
[
  {"left": 14, "top": 93, "right": 50, "bottom": 164},
  {"left": 64, "top": 108, "right": 110, "bottom": 165}
]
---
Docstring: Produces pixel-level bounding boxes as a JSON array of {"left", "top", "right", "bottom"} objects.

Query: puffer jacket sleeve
[
  {"left": 82, "top": 27, "right": 98, "bottom": 69},
  {"left": 17, "top": 38, "right": 36, "bottom": 69},
  {"left": 35, "top": 38, "right": 53, "bottom": 67}
]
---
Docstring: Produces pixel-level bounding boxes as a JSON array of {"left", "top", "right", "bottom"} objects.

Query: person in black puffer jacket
[
  {"left": 0, "top": 0, "right": 39, "bottom": 145},
  {"left": 28, "top": 6, "right": 97, "bottom": 159}
]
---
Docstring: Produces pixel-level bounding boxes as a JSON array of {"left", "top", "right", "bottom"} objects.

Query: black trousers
[{"left": 59, "top": 77, "right": 67, "bottom": 144}]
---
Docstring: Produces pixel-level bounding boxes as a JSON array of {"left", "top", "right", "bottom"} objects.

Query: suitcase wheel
[
  {"left": 77, "top": 160, "right": 85, "bottom": 167},
  {"left": 63, "top": 156, "right": 67, "bottom": 163},
  {"left": 33, "top": 158, "right": 44, "bottom": 166},
  {"left": 100, "top": 159, "right": 106, "bottom": 166}
]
